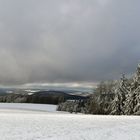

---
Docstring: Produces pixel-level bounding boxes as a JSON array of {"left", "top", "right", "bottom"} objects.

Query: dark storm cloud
[{"left": 0, "top": 0, "right": 140, "bottom": 85}]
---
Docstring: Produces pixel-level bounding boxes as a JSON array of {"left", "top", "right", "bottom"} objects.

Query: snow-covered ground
[
  {"left": 0, "top": 103, "right": 57, "bottom": 112},
  {"left": 0, "top": 103, "right": 140, "bottom": 140}
]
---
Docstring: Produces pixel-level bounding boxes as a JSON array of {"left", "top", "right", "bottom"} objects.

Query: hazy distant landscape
[{"left": 0, "top": 0, "right": 140, "bottom": 139}]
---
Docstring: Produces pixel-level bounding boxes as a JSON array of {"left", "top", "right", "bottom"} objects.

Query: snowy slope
[
  {"left": 0, "top": 103, "right": 140, "bottom": 140},
  {"left": 0, "top": 103, "right": 57, "bottom": 112}
]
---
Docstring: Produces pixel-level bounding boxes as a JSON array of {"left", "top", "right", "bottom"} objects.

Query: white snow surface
[
  {"left": 0, "top": 103, "right": 57, "bottom": 112},
  {"left": 0, "top": 103, "right": 140, "bottom": 140}
]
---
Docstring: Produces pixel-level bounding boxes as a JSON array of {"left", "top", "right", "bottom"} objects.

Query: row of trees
[
  {"left": 58, "top": 64, "right": 140, "bottom": 115},
  {"left": 57, "top": 100, "right": 88, "bottom": 113},
  {"left": 0, "top": 93, "right": 65, "bottom": 105},
  {"left": 111, "top": 64, "right": 140, "bottom": 115},
  {"left": 57, "top": 81, "right": 116, "bottom": 114}
]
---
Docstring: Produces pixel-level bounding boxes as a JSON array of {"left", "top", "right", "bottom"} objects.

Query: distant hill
[
  {"left": 0, "top": 90, "right": 90, "bottom": 105},
  {"left": 27, "top": 90, "right": 89, "bottom": 104}
]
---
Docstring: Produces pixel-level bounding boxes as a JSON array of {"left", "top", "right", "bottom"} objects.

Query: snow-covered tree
[
  {"left": 124, "top": 64, "right": 140, "bottom": 115},
  {"left": 57, "top": 63, "right": 140, "bottom": 115},
  {"left": 110, "top": 74, "right": 130, "bottom": 115}
]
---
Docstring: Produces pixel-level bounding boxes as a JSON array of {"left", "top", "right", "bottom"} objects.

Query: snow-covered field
[
  {"left": 0, "top": 103, "right": 57, "bottom": 112},
  {"left": 0, "top": 103, "right": 140, "bottom": 140}
]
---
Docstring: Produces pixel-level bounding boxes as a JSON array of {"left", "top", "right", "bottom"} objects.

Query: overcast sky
[{"left": 0, "top": 0, "right": 140, "bottom": 86}]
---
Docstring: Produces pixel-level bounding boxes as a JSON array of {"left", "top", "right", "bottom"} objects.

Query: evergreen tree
[
  {"left": 111, "top": 74, "right": 130, "bottom": 115},
  {"left": 124, "top": 64, "right": 140, "bottom": 115}
]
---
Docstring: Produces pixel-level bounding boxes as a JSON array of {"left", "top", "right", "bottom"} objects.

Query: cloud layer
[{"left": 0, "top": 0, "right": 140, "bottom": 85}]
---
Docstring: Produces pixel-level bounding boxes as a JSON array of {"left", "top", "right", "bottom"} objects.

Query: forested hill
[{"left": 0, "top": 90, "right": 90, "bottom": 105}]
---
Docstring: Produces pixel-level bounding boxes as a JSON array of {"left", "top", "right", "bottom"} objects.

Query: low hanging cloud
[{"left": 0, "top": 0, "right": 140, "bottom": 85}]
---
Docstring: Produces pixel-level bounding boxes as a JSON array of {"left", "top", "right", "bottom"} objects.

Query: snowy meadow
[{"left": 0, "top": 103, "right": 140, "bottom": 140}]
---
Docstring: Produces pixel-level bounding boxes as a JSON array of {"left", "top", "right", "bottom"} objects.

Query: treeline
[
  {"left": 57, "top": 81, "right": 115, "bottom": 114},
  {"left": 0, "top": 94, "right": 28, "bottom": 103},
  {"left": 0, "top": 93, "right": 65, "bottom": 105},
  {"left": 58, "top": 64, "right": 140, "bottom": 115},
  {"left": 57, "top": 100, "right": 89, "bottom": 113},
  {"left": 0, "top": 90, "right": 89, "bottom": 105}
]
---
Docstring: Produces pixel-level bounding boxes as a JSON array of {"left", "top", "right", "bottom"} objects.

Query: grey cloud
[{"left": 0, "top": 0, "right": 139, "bottom": 85}]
